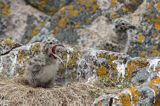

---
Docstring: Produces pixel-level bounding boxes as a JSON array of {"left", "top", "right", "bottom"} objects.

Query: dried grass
[{"left": 0, "top": 77, "right": 120, "bottom": 106}]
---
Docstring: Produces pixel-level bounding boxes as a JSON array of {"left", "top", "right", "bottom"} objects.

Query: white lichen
[{"left": 148, "top": 58, "right": 160, "bottom": 72}]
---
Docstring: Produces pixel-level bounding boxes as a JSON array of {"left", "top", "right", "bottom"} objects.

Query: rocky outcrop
[
  {"left": 0, "top": 37, "right": 160, "bottom": 105},
  {"left": 0, "top": 0, "right": 160, "bottom": 105}
]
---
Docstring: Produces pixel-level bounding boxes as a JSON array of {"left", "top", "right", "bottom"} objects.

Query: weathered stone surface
[
  {"left": 0, "top": 0, "right": 160, "bottom": 105},
  {"left": 25, "top": 0, "right": 73, "bottom": 16},
  {"left": 0, "top": 0, "right": 49, "bottom": 44},
  {"left": 0, "top": 38, "right": 21, "bottom": 55},
  {"left": 93, "top": 77, "right": 160, "bottom": 106}
]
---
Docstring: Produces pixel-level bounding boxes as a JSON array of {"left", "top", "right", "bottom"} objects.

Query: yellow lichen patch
[
  {"left": 154, "top": 98, "right": 160, "bottom": 106},
  {"left": 154, "top": 16, "right": 160, "bottom": 30},
  {"left": 67, "top": 5, "right": 74, "bottom": 10},
  {"left": 109, "top": 54, "right": 118, "bottom": 61},
  {"left": 96, "top": 66, "right": 108, "bottom": 78},
  {"left": 2, "top": 38, "right": 16, "bottom": 47},
  {"left": 150, "top": 77, "right": 160, "bottom": 86},
  {"left": 59, "top": 17, "right": 67, "bottom": 28},
  {"left": 127, "top": 61, "right": 136, "bottom": 77},
  {"left": 119, "top": 93, "right": 131, "bottom": 106},
  {"left": 99, "top": 53, "right": 105, "bottom": 58},
  {"left": 39, "top": 0, "right": 49, "bottom": 8},
  {"left": 0, "top": 2, "right": 10, "bottom": 17},
  {"left": 140, "top": 51, "right": 147, "bottom": 58},
  {"left": 85, "top": 18, "right": 92, "bottom": 24},
  {"left": 75, "top": 22, "right": 81, "bottom": 28},
  {"left": 32, "top": 27, "right": 40, "bottom": 36},
  {"left": 151, "top": 50, "right": 159, "bottom": 57},
  {"left": 17, "top": 67, "right": 26, "bottom": 75},
  {"left": 127, "top": 59, "right": 148, "bottom": 77},
  {"left": 154, "top": 22, "right": 160, "bottom": 30},
  {"left": 111, "top": 12, "right": 119, "bottom": 20},
  {"left": 53, "top": 27, "right": 61, "bottom": 35},
  {"left": 122, "top": 6, "right": 129, "bottom": 13},
  {"left": 68, "top": 54, "right": 78, "bottom": 67},
  {"left": 150, "top": 77, "right": 160, "bottom": 95},
  {"left": 137, "top": 59, "right": 149, "bottom": 68},
  {"left": 130, "top": 87, "right": 141, "bottom": 105},
  {"left": 84, "top": 1, "right": 91, "bottom": 7},
  {"left": 156, "top": 3, "right": 160, "bottom": 12},
  {"left": 137, "top": 34, "right": 145, "bottom": 43},
  {"left": 107, "top": 60, "right": 113, "bottom": 65},
  {"left": 98, "top": 101, "right": 103, "bottom": 106},
  {"left": 58, "top": 66, "right": 66, "bottom": 73},
  {"left": 79, "top": 7, "right": 84, "bottom": 11},
  {"left": 111, "top": 0, "right": 117, "bottom": 7},
  {"left": 92, "top": 4, "right": 99, "bottom": 12},
  {"left": 31, "top": 43, "right": 41, "bottom": 54},
  {"left": 107, "top": 58, "right": 118, "bottom": 72},
  {"left": 72, "top": 10, "right": 79, "bottom": 17},
  {"left": 18, "top": 50, "right": 29, "bottom": 64}
]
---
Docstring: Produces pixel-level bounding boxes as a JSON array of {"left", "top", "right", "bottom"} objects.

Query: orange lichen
[
  {"left": 130, "top": 87, "right": 141, "bottom": 105},
  {"left": 156, "top": 3, "right": 160, "bottom": 12},
  {"left": 151, "top": 50, "right": 159, "bottom": 57},
  {"left": 127, "top": 62, "right": 136, "bottom": 77},
  {"left": 0, "top": 2, "right": 10, "bottom": 17},
  {"left": 98, "top": 101, "right": 103, "bottom": 106},
  {"left": 154, "top": 16, "right": 160, "bottom": 30},
  {"left": 59, "top": 17, "right": 67, "bottom": 28},
  {"left": 72, "top": 10, "right": 79, "bottom": 17},
  {"left": 127, "top": 59, "right": 148, "bottom": 77},
  {"left": 96, "top": 66, "right": 108, "bottom": 78},
  {"left": 150, "top": 77, "right": 160, "bottom": 86},
  {"left": 150, "top": 77, "right": 160, "bottom": 95},
  {"left": 111, "top": 0, "right": 117, "bottom": 7},
  {"left": 119, "top": 93, "right": 131, "bottom": 106},
  {"left": 137, "top": 34, "right": 145, "bottom": 43},
  {"left": 92, "top": 4, "right": 98, "bottom": 12}
]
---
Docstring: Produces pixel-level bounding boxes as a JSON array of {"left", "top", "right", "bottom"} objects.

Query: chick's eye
[
  {"left": 121, "top": 23, "right": 125, "bottom": 25},
  {"left": 115, "top": 25, "right": 118, "bottom": 28}
]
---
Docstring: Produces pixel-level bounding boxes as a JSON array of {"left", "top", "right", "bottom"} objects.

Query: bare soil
[{"left": 0, "top": 76, "right": 121, "bottom": 106}]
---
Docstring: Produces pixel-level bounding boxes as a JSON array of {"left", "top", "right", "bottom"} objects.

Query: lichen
[
  {"left": 31, "top": 43, "right": 42, "bottom": 54},
  {"left": 0, "top": 1, "right": 10, "bottom": 17}
]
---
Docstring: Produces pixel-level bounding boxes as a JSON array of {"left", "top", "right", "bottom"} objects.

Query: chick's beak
[{"left": 48, "top": 44, "right": 65, "bottom": 65}]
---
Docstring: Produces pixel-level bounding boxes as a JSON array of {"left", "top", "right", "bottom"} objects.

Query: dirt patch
[{"left": 0, "top": 77, "right": 121, "bottom": 106}]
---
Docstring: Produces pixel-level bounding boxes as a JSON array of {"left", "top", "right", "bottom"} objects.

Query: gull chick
[{"left": 25, "top": 42, "right": 65, "bottom": 87}]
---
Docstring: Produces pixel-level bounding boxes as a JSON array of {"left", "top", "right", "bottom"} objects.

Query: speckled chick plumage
[{"left": 24, "top": 38, "right": 65, "bottom": 87}]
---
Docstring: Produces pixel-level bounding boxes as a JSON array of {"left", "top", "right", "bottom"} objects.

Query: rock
[
  {"left": 131, "top": 68, "right": 150, "bottom": 86},
  {"left": 0, "top": 0, "right": 160, "bottom": 105},
  {"left": 0, "top": 38, "right": 22, "bottom": 55},
  {"left": 0, "top": 0, "right": 50, "bottom": 43},
  {"left": 25, "top": 0, "right": 73, "bottom": 16}
]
